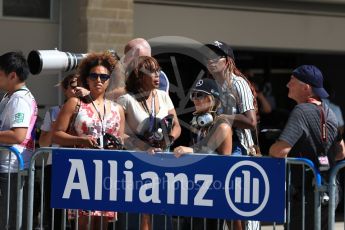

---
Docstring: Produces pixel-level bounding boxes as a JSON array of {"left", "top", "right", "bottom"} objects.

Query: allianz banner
[{"left": 51, "top": 148, "right": 286, "bottom": 222}]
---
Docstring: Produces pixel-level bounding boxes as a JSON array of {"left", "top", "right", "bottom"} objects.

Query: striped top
[{"left": 219, "top": 73, "right": 255, "bottom": 153}]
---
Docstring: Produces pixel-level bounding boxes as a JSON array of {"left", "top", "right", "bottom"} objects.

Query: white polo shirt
[{"left": 0, "top": 87, "right": 37, "bottom": 172}]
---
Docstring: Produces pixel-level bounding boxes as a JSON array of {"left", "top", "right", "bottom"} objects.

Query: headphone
[{"left": 191, "top": 112, "right": 214, "bottom": 127}]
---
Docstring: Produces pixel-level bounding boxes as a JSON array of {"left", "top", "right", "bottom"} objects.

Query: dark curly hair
[
  {"left": 125, "top": 56, "right": 160, "bottom": 95},
  {"left": 78, "top": 51, "right": 117, "bottom": 90}
]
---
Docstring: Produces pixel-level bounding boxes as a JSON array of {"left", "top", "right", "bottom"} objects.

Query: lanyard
[
  {"left": 141, "top": 93, "right": 156, "bottom": 132},
  {"left": 90, "top": 97, "right": 106, "bottom": 137},
  {"left": 307, "top": 98, "right": 327, "bottom": 155},
  {"left": 319, "top": 105, "right": 327, "bottom": 143},
  {"left": 307, "top": 98, "right": 326, "bottom": 142}
]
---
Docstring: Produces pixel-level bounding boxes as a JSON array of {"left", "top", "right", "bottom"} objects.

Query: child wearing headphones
[
  {"left": 174, "top": 78, "right": 232, "bottom": 156},
  {"left": 174, "top": 78, "right": 243, "bottom": 229}
]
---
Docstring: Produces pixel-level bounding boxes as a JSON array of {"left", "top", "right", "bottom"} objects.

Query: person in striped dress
[{"left": 204, "top": 41, "right": 260, "bottom": 230}]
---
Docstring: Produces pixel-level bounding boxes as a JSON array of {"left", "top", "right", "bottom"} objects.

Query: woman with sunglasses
[
  {"left": 39, "top": 73, "right": 78, "bottom": 147},
  {"left": 204, "top": 41, "right": 258, "bottom": 157},
  {"left": 173, "top": 78, "right": 232, "bottom": 156},
  {"left": 173, "top": 79, "right": 243, "bottom": 230},
  {"left": 117, "top": 56, "right": 181, "bottom": 230},
  {"left": 204, "top": 41, "right": 259, "bottom": 230},
  {"left": 53, "top": 52, "right": 125, "bottom": 229}
]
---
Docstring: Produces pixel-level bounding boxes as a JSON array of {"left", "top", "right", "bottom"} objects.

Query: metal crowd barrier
[
  {"left": 0, "top": 146, "right": 25, "bottom": 230},
  {"left": 26, "top": 148, "right": 327, "bottom": 230},
  {"left": 262, "top": 157, "right": 322, "bottom": 230},
  {"left": 328, "top": 160, "right": 345, "bottom": 230}
]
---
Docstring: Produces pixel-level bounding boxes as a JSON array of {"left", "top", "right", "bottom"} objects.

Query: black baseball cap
[
  {"left": 292, "top": 65, "right": 329, "bottom": 99},
  {"left": 192, "top": 78, "right": 220, "bottom": 99},
  {"left": 205, "top": 40, "right": 235, "bottom": 59}
]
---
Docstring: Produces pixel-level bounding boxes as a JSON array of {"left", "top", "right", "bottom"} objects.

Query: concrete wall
[
  {"left": 134, "top": 2, "right": 345, "bottom": 53},
  {"left": 1, "top": 0, "right": 345, "bottom": 112},
  {"left": 0, "top": 0, "right": 134, "bottom": 113},
  {"left": 0, "top": 18, "right": 60, "bottom": 111},
  {"left": 43, "top": 0, "right": 134, "bottom": 55}
]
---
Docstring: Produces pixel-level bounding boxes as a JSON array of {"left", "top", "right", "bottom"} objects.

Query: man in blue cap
[{"left": 269, "top": 65, "right": 345, "bottom": 229}]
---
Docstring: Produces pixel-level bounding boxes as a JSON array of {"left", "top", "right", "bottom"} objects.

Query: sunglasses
[
  {"left": 69, "top": 80, "right": 78, "bottom": 89},
  {"left": 88, "top": 73, "right": 110, "bottom": 81},
  {"left": 206, "top": 56, "right": 226, "bottom": 62},
  {"left": 190, "top": 91, "right": 209, "bottom": 101}
]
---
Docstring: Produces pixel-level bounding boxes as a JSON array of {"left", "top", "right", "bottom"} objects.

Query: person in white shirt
[
  {"left": 117, "top": 56, "right": 181, "bottom": 230},
  {"left": 117, "top": 56, "right": 181, "bottom": 152},
  {"left": 0, "top": 51, "right": 38, "bottom": 229}
]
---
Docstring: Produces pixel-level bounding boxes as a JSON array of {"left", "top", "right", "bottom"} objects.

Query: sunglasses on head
[
  {"left": 88, "top": 73, "right": 110, "bottom": 81},
  {"left": 190, "top": 91, "right": 209, "bottom": 100}
]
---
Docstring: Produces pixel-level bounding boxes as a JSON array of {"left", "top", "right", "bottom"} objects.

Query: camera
[
  {"left": 27, "top": 50, "right": 87, "bottom": 75},
  {"left": 27, "top": 49, "right": 120, "bottom": 75},
  {"left": 96, "top": 133, "right": 124, "bottom": 150},
  {"left": 144, "top": 114, "right": 174, "bottom": 150}
]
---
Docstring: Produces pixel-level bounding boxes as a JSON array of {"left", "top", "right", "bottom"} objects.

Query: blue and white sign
[{"left": 51, "top": 148, "right": 286, "bottom": 222}]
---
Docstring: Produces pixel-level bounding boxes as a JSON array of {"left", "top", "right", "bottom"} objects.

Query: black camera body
[
  {"left": 144, "top": 114, "right": 174, "bottom": 150},
  {"left": 97, "top": 133, "right": 124, "bottom": 150}
]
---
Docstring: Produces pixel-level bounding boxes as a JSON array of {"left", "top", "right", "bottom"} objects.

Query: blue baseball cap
[{"left": 292, "top": 65, "right": 329, "bottom": 99}]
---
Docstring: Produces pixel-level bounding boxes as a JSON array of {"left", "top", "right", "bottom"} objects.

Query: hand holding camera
[{"left": 96, "top": 133, "right": 124, "bottom": 150}]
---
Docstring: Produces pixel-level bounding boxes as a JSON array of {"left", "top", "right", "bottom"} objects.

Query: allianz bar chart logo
[{"left": 225, "top": 160, "right": 270, "bottom": 217}]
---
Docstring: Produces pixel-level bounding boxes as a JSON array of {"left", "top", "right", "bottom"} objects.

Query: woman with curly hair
[{"left": 53, "top": 51, "right": 125, "bottom": 229}]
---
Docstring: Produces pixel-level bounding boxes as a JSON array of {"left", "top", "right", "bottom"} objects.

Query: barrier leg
[
  {"left": 314, "top": 187, "right": 321, "bottom": 230},
  {"left": 27, "top": 158, "right": 36, "bottom": 229},
  {"left": 286, "top": 164, "right": 291, "bottom": 230},
  {"left": 39, "top": 160, "right": 45, "bottom": 229},
  {"left": 328, "top": 182, "right": 336, "bottom": 230},
  {"left": 62, "top": 209, "right": 67, "bottom": 230},
  {"left": 6, "top": 168, "right": 11, "bottom": 229},
  {"left": 15, "top": 173, "right": 23, "bottom": 230},
  {"left": 327, "top": 162, "right": 345, "bottom": 230}
]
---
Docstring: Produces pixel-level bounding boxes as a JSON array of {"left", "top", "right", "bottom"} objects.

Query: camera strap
[
  {"left": 307, "top": 98, "right": 327, "bottom": 154},
  {"left": 303, "top": 99, "right": 330, "bottom": 172},
  {"left": 319, "top": 104, "right": 327, "bottom": 155}
]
